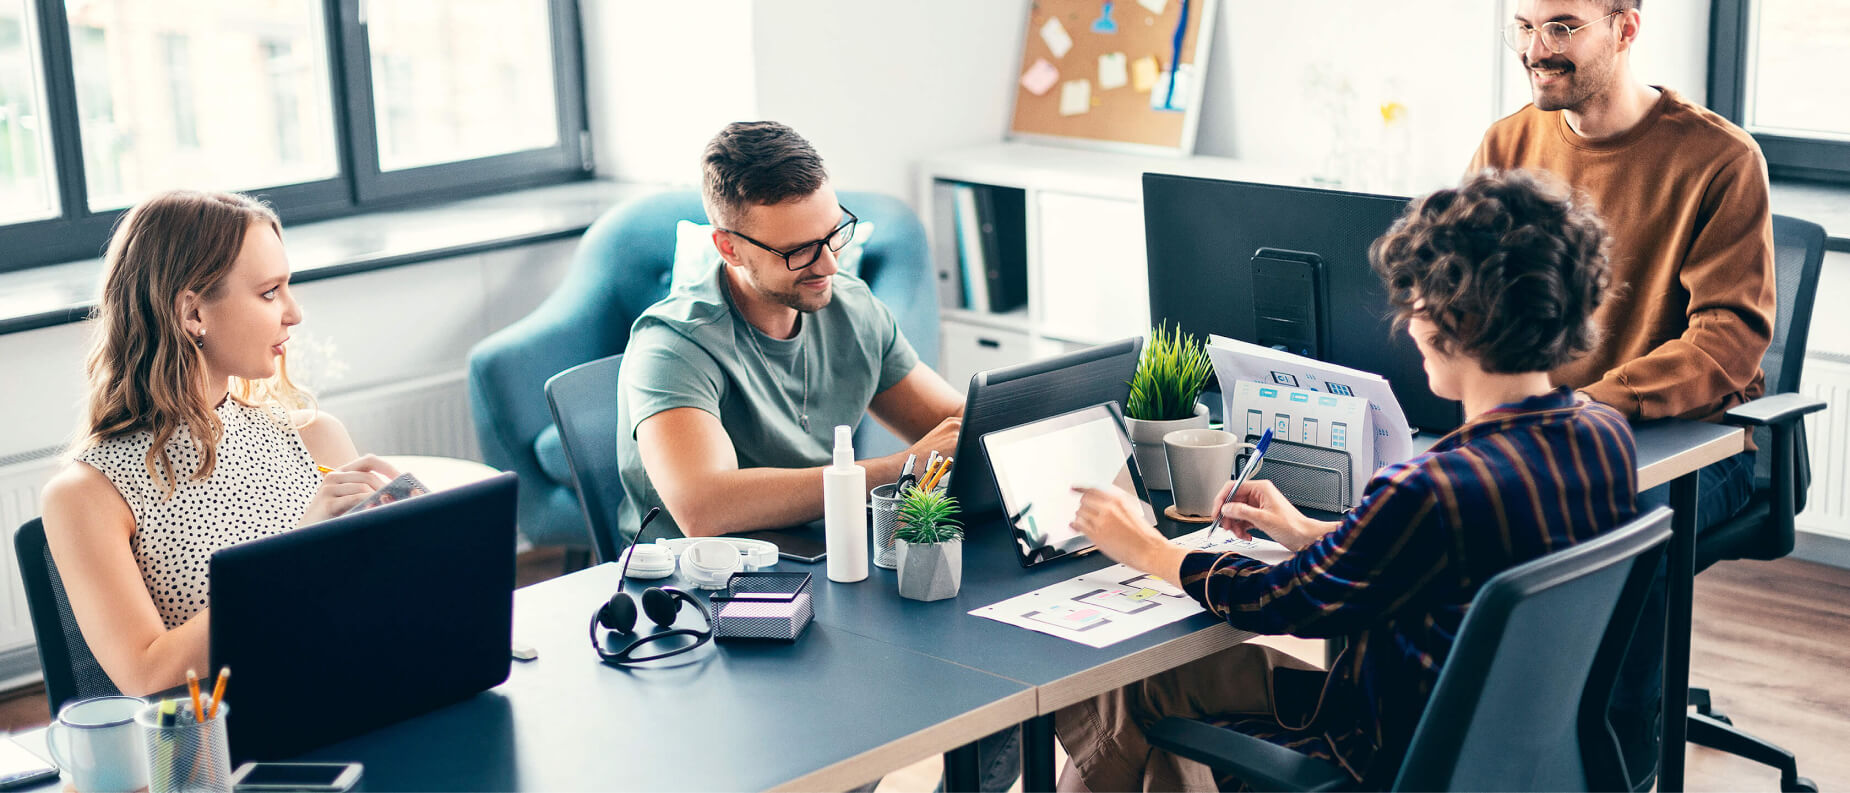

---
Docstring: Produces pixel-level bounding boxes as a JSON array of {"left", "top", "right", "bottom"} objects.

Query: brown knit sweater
[{"left": 1469, "top": 88, "right": 1775, "bottom": 424}]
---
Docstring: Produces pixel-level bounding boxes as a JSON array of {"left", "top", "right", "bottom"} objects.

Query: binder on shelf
[
  {"left": 973, "top": 186, "right": 1028, "bottom": 314},
  {"left": 932, "top": 181, "right": 967, "bottom": 309},
  {"left": 953, "top": 184, "right": 990, "bottom": 312}
]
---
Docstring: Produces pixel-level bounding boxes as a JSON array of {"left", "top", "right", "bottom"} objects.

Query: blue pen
[{"left": 1209, "top": 427, "right": 1272, "bottom": 543}]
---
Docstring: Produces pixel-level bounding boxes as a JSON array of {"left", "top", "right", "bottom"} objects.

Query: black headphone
[{"left": 589, "top": 507, "right": 713, "bottom": 665}]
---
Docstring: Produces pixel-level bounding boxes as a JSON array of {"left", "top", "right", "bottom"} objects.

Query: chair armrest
[
  {"left": 1723, "top": 392, "right": 1826, "bottom": 427},
  {"left": 1145, "top": 717, "right": 1352, "bottom": 792}
]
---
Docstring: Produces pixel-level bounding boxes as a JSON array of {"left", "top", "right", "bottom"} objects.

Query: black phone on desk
[
  {"left": 232, "top": 761, "right": 362, "bottom": 792},
  {"left": 0, "top": 737, "right": 56, "bottom": 789}
]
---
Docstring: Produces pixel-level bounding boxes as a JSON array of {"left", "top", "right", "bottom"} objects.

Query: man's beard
[
  {"left": 1527, "top": 53, "right": 1613, "bottom": 113},
  {"left": 753, "top": 273, "right": 832, "bottom": 314}
]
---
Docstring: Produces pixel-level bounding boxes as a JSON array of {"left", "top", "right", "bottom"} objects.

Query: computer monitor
[{"left": 1141, "top": 174, "right": 1463, "bottom": 434}]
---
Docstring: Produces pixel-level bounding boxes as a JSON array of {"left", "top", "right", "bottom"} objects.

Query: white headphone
[{"left": 620, "top": 537, "right": 781, "bottom": 587}]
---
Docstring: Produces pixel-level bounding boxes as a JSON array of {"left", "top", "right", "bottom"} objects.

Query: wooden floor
[{"left": 1, "top": 551, "right": 1841, "bottom": 791}]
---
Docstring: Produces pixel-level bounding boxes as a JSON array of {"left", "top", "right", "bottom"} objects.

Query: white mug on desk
[
  {"left": 1164, "top": 429, "right": 1255, "bottom": 519},
  {"left": 45, "top": 695, "right": 148, "bottom": 793}
]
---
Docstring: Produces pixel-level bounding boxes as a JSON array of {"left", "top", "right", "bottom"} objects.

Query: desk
[{"left": 14, "top": 563, "right": 1035, "bottom": 793}]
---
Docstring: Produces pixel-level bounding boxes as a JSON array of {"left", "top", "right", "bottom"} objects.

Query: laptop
[
  {"left": 944, "top": 337, "right": 1143, "bottom": 523},
  {"left": 210, "top": 472, "right": 518, "bottom": 761}
]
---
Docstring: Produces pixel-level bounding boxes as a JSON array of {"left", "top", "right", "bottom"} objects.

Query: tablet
[
  {"left": 744, "top": 523, "right": 828, "bottom": 563},
  {"left": 980, "top": 402, "right": 1157, "bottom": 568}
]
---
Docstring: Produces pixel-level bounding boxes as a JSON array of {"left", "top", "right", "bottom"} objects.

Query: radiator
[
  {"left": 0, "top": 369, "right": 481, "bottom": 672},
  {"left": 1799, "top": 357, "right": 1850, "bottom": 540}
]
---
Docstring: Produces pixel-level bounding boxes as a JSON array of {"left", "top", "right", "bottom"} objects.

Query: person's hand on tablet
[{"left": 1070, "top": 485, "right": 1189, "bottom": 584}]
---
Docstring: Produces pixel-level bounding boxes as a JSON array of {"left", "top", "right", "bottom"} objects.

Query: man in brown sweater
[{"left": 1469, "top": 0, "right": 1775, "bottom": 777}]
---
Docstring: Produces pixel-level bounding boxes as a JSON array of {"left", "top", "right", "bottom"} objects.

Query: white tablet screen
[{"left": 980, "top": 403, "right": 1156, "bottom": 567}]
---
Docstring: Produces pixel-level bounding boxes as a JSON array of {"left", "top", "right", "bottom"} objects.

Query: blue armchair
[{"left": 467, "top": 190, "right": 940, "bottom": 551}]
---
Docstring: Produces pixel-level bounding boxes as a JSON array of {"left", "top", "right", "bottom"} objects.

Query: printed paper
[
  {"left": 1130, "top": 55, "right": 1159, "bottom": 92},
  {"left": 1097, "top": 52, "right": 1129, "bottom": 90},
  {"left": 1137, "top": 0, "right": 1167, "bottom": 14},
  {"left": 1059, "top": 79, "right": 1092, "bottom": 116},
  {"left": 1041, "top": 17, "right": 1074, "bottom": 58}
]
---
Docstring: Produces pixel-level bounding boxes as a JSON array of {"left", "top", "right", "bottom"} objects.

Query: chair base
[{"left": 1686, "top": 708, "right": 1815, "bottom": 792}]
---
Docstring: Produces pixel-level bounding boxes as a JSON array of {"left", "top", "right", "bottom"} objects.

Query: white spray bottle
[{"left": 823, "top": 425, "right": 869, "bottom": 582}]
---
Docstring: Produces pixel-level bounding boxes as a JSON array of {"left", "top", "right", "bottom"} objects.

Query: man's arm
[
  {"left": 637, "top": 407, "right": 941, "bottom": 537},
  {"left": 1580, "top": 152, "right": 1775, "bottom": 420},
  {"left": 867, "top": 363, "right": 965, "bottom": 442}
]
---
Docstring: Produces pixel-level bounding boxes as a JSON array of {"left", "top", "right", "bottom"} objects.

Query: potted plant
[
  {"left": 1125, "top": 322, "right": 1214, "bottom": 490},
  {"left": 894, "top": 487, "right": 964, "bottom": 602}
]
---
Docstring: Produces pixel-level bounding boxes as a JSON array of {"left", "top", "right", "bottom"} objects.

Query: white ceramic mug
[
  {"left": 1163, "top": 429, "right": 1258, "bottom": 519},
  {"left": 45, "top": 695, "right": 149, "bottom": 793}
]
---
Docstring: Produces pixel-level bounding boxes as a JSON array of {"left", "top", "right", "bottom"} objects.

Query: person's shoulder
[
  {"left": 41, "top": 460, "right": 133, "bottom": 532},
  {"left": 290, "top": 409, "right": 350, "bottom": 448},
  {"left": 1659, "top": 89, "right": 1763, "bottom": 165}
]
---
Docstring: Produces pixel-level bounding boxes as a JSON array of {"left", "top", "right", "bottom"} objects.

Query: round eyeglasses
[
  {"left": 1502, "top": 10, "right": 1620, "bottom": 55},
  {"left": 717, "top": 205, "right": 858, "bottom": 271}
]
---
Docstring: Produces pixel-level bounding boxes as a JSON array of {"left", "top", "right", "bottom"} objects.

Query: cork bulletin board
[{"left": 1009, "top": 0, "right": 1218, "bottom": 155}]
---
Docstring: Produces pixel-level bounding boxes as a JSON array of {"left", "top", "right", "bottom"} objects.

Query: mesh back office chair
[
  {"left": 14, "top": 518, "right": 122, "bottom": 716},
  {"left": 1679, "top": 214, "right": 1829, "bottom": 793},
  {"left": 544, "top": 353, "right": 627, "bottom": 564},
  {"left": 1145, "top": 508, "right": 1674, "bottom": 792}
]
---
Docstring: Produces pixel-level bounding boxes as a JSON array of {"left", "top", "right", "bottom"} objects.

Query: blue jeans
[{"left": 1611, "top": 450, "right": 1756, "bottom": 779}]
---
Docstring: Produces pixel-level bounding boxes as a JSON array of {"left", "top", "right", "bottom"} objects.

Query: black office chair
[
  {"left": 544, "top": 353, "right": 627, "bottom": 565},
  {"left": 1144, "top": 507, "right": 1673, "bottom": 792},
  {"left": 1680, "top": 214, "right": 1828, "bottom": 792},
  {"left": 14, "top": 518, "right": 122, "bottom": 717}
]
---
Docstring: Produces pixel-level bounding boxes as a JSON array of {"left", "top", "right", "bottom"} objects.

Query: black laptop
[{"left": 210, "top": 472, "right": 518, "bottom": 761}]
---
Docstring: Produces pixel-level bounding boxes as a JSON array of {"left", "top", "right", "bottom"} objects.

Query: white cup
[
  {"left": 45, "top": 695, "right": 149, "bottom": 793},
  {"left": 1163, "top": 429, "right": 1257, "bottom": 519}
]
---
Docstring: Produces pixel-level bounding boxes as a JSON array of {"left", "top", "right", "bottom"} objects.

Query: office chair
[
  {"left": 544, "top": 353, "right": 626, "bottom": 564},
  {"left": 468, "top": 190, "right": 938, "bottom": 558},
  {"left": 1680, "top": 214, "right": 1828, "bottom": 793},
  {"left": 1145, "top": 508, "right": 1674, "bottom": 792},
  {"left": 14, "top": 518, "right": 122, "bottom": 716}
]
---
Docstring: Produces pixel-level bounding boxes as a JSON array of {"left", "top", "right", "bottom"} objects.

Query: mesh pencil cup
[
  {"left": 870, "top": 483, "right": 903, "bottom": 569},
  {"left": 136, "top": 699, "right": 233, "bottom": 793}
]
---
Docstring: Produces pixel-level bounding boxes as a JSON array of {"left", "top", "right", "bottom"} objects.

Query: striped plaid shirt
[{"left": 1180, "top": 387, "right": 1638, "bottom": 785}]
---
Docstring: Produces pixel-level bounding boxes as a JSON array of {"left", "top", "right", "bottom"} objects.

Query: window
[
  {"left": 0, "top": 0, "right": 586, "bottom": 272},
  {"left": 1711, "top": 0, "right": 1850, "bottom": 182},
  {"left": 0, "top": 0, "right": 56, "bottom": 225}
]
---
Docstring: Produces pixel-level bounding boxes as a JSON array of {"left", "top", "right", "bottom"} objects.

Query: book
[
  {"left": 931, "top": 181, "right": 967, "bottom": 309},
  {"left": 340, "top": 472, "right": 430, "bottom": 516},
  {"left": 973, "top": 186, "right": 1029, "bottom": 313},
  {"left": 953, "top": 184, "right": 990, "bottom": 314}
]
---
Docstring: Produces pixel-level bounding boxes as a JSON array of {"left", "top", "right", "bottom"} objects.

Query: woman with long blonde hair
[{"left": 41, "top": 190, "right": 397, "bottom": 696}]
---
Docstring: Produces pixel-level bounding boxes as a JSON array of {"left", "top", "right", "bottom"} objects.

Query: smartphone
[
  {"left": 0, "top": 737, "right": 56, "bottom": 790},
  {"left": 231, "top": 762, "right": 363, "bottom": 792}
]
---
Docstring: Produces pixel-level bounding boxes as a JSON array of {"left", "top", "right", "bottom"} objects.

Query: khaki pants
[{"left": 1054, "top": 644, "right": 1321, "bottom": 793}]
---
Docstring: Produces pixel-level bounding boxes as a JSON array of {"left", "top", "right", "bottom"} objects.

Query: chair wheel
[{"left": 1782, "top": 776, "right": 1817, "bottom": 793}]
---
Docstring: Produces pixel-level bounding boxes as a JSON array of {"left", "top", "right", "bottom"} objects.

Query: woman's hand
[
  {"left": 298, "top": 454, "right": 402, "bottom": 525},
  {"left": 1216, "top": 478, "right": 1338, "bottom": 552},
  {"left": 1070, "top": 485, "right": 1188, "bottom": 582}
]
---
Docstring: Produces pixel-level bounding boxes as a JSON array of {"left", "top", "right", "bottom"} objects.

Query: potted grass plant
[
  {"left": 1125, "top": 322, "right": 1214, "bottom": 489},
  {"left": 894, "top": 487, "right": 964, "bottom": 602}
]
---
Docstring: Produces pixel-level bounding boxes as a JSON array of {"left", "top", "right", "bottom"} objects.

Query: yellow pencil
[
  {"left": 315, "top": 464, "right": 334, "bottom": 475},
  {"left": 923, "top": 458, "right": 954, "bottom": 491},
  {"left": 186, "top": 669, "right": 203, "bottom": 723},
  {"left": 206, "top": 667, "right": 230, "bottom": 720},
  {"left": 916, "top": 459, "right": 944, "bottom": 492}
]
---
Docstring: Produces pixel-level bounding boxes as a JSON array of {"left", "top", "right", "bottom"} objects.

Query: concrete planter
[
  {"left": 1126, "top": 402, "right": 1210, "bottom": 490},
  {"left": 896, "top": 539, "right": 963, "bottom": 602}
]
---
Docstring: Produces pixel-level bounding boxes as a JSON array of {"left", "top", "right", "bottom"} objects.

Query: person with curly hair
[{"left": 1051, "top": 169, "right": 1640, "bottom": 791}]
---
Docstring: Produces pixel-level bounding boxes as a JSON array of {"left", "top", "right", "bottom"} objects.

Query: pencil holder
[
  {"left": 870, "top": 483, "right": 903, "bottom": 569},
  {"left": 135, "top": 699, "right": 233, "bottom": 793}
]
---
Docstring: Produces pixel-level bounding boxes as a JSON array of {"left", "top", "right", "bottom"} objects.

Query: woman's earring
[{"left": 193, "top": 334, "right": 205, "bottom": 349}]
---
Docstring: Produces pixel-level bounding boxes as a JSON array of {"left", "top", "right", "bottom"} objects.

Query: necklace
[{"left": 741, "top": 318, "right": 811, "bottom": 432}]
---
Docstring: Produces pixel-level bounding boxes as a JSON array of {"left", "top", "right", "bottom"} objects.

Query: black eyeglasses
[{"left": 717, "top": 205, "right": 858, "bottom": 271}]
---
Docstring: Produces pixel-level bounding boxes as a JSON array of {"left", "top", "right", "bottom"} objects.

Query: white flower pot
[
  {"left": 896, "top": 539, "right": 963, "bottom": 602},
  {"left": 1125, "top": 402, "right": 1211, "bottom": 490}
]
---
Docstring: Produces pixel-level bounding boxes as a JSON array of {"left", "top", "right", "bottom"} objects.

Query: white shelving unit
[{"left": 917, "top": 142, "right": 1302, "bottom": 387}]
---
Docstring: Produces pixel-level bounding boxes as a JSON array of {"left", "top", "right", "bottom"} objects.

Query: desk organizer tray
[
  {"left": 711, "top": 572, "right": 814, "bottom": 642},
  {"left": 1242, "top": 438, "right": 1353, "bottom": 513}
]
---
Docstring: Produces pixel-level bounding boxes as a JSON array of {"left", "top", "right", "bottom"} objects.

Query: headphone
[{"left": 589, "top": 507, "right": 713, "bottom": 666}]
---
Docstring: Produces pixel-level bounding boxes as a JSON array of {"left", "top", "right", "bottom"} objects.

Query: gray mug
[{"left": 1163, "top": 429, "right": 1257, "bottom": 519}]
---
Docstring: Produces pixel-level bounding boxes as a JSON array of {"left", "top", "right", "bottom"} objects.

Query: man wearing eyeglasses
[
  {"left": 1470, "top": 0, "right": 1775, "bottom": 779},
  {"left": 616, "top": 121, "right": 967, "bottom": 545}
]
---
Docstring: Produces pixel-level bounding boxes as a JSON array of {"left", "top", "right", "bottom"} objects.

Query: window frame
[
  {"left": 0, "top": 0, "right": 589, "bottom": 274},
  {"left": 1708, "top": 0, "right": 1850, "bottom": 184}
]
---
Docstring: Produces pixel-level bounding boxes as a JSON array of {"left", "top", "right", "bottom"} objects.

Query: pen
[
  {"left": 186, "top": 668, "right": 203, "bottom": 723},
  {"left": 207, "top": 667, "right": 230, "bottom": 720},
  {"left": 896, "top": 453, "right": 917, "bottom": 491},
  {"left": 1209, "top": 428, "right": 1273, "bottom": 544}
]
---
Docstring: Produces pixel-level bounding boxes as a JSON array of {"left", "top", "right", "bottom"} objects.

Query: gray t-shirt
[{"left": 616, "top": 258, "right": 921, "bottom": 540}]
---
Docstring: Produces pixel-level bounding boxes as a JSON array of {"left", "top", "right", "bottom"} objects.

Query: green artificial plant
[
  {"left": 894, "top": 487, "right": 964, "bottom": 544},
  {"left": 1126, "top": 322, "right": 1213, "bottom": 421}
]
